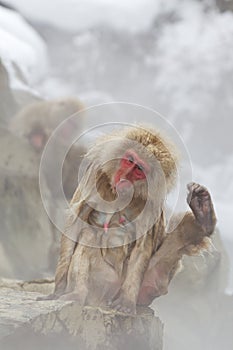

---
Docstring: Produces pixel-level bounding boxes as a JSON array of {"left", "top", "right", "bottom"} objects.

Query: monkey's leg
[
  {"left": 111, "top": 235, "right": 154, "bottom": 314},
  {"left": 137, "top": 234, "right": 183, "bottom": 306},
  {"left": 137, "top": 214, "right": 204, "bottom": 306},
  {"left": 137, "top": 183, "right": 217, "bottom": 306},
  {"left": 37, "top": 234, "right": 77, "bottom": 301}
]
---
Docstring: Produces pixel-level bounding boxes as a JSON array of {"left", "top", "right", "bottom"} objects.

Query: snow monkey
[
  {"left": 10, "top": 98, "right": 85, "bottom": 151},
  {"left": 39, "top": 125, "right": 216, "bottom": 314},
  {"left": 9, "top": 97, "right": 86, "bottom": 200}
]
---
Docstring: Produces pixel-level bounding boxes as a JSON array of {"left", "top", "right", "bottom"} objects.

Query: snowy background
[{"left": 0, "top": 0, "right": 233, "bottom": 348}]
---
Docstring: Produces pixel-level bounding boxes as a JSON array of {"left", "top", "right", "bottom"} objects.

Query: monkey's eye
[
  {"left": 126, "top": 155, "right": 134, "bottom": 164},
  {"left": 136, "top": 164, "right": 144, "bottom": 172}
]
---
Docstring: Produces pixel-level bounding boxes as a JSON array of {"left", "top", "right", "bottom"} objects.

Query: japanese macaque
[
  {"left": 0, "top": 126, "right": 53, "bottom": 278},
  {"left": 9, "top": 97, "right": 86, "bottom": 200},
  {"left": 8, "top": 97, "right": 86, "bottom": 272},
  {"left": 39, "top": 125, "right": 216, "bottom": 314},
  {"left": 10, "top": 97, "right": 84, "bottom": 149}
]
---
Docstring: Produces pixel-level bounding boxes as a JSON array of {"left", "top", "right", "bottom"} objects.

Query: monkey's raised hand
[{"left": 187, "top": 182, "right": 216, "bottom": 236}]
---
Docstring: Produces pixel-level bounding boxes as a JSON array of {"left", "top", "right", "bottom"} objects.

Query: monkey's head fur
[
  {"left": 79, "top": 125, "right": 179, "bottom": 205},
  {"left": 9, "top": 98, "right": 85, "bottom": 150},
  {"left": 123, "top": 126, "right": 179, "bottom": 193}
]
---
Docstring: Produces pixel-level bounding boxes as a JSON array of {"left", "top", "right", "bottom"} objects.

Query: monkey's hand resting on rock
[{"left": 137, "top": 182, "right": 216, "bottom": 306}]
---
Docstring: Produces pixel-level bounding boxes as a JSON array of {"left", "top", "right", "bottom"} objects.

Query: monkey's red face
[
  {"left": 113, "top": 149, "right": 150, "bottom": 191},
  {"left": 28, "top": 129, "right": 47, "bottom": 152}
]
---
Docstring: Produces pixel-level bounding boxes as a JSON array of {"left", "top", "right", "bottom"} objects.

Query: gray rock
[
  {"left": 0, "top": 282, "right": 163, "bottom": 350},
  {"left": 0, "top": 277, "right": 54, "bottom": 294}
]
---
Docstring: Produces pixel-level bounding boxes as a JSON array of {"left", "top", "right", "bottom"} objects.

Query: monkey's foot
[
  {"left": 110, "top": 295, "right": 136, "bottom": 315},
  {"left": 187, "top": 182, "right": 216, "bottom": 235}
]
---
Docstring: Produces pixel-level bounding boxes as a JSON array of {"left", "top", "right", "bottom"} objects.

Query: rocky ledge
[{"left": 0, "top": 278, "right": 163, "bottom": 350}]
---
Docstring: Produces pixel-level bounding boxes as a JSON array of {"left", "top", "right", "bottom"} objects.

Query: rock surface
[{"left": 0, "top": 280, "right": 163, "bottom": 350}]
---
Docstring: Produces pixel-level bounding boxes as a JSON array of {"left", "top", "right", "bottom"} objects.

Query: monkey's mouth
[{"left": 115, "top": 179, "right": 133, "bottom": 193}]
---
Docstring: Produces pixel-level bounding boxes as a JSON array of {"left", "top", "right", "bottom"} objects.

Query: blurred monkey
[
  {"left": 9, "top": 97, "right": 86, "bottom": 200},
  {"left": 9, "top": 97, "right": 86, "bottom": 271}
]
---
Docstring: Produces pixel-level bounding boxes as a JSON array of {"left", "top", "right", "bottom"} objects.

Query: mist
[{"left": 1, "top": 0, "right": 233, "bottom": 349}]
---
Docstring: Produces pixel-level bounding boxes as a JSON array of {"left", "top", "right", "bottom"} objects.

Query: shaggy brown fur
[{"left": 38, "top": 125, "right": 216, "bottom": 314}]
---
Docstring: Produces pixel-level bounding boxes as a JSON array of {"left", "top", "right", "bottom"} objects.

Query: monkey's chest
[
  {"left": 90, "top": 211, "right": 128, "bottom": 228},
  {"left": 88, "top": 209, "right": 137, "bottom": 245}
]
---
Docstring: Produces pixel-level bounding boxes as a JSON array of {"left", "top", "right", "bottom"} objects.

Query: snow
[
  {"left": 6, "top": 0, "right": 162, "bottom": 32},
  {"left": 0, "top": 6, "right": 48, "bottom": 89}
]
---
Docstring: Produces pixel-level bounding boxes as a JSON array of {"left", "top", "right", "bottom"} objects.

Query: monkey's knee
[
  {"left": 137, "top": 283, "right": 168, "bottom": 306},
  {"left": 138, "top": 262, "right": 173, "bottom": 305}
]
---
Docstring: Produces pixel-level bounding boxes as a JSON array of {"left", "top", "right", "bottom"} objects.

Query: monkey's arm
[
  {"left": 53, "top": 199, "right": 95, "bottom": 294},
  {"left": 37, "top": 193, "right": 93, "bottom": 300},
  {"left": 36, "top": 233, "right": 77, "bottom": 300},
  {"left": 53, "top": 234, "right": 77, "bottom": 296},
  {"left": 137, "top": 183, "right": 217, "bottom": 306}
]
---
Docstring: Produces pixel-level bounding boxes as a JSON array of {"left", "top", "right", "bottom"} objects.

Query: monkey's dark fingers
[
  {"left": 187, "top": 183, "right": 210, "bottom": 205},
  {"left": 187, "top": 182, "right": 200, "bottom": 192},
  {"left": 112, "top": 303, "right": 133, "bottom": 315},
  {"left": 187, "top": 182, "right": 208, "bottom": 192},
  {"left": 120, "top": 307, "right": 132, "bottom": 314},
  {"left": 187, "top": 183, "right": 210, "bottom": 198},
  {"left": 187, "top": 182, "right": 199, "bottom": 204}
]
